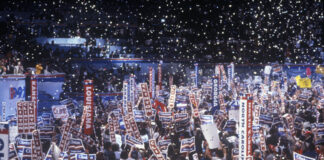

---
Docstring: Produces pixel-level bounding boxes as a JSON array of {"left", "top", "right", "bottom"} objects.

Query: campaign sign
[
  {"left": 133, "top": 110, "right": 145, "bottom": 122},
  {"left": 52, "top": 105, "right": 68, "bottom": 121},
  {"left": 75, "top": 153, "right": 96, "bottom": 160},
  {"left": 180, "top": 137, "right": 195, "bottom": 153},
  {"left": 293, "top": 152, "right": 315, "bottom": 160},
  {"left": 200, "top": 115, "right": 213, "bottom": 125},
  {"left": 212, "top": 77, "right": 219, "bottom": 110},
  {"left": 83, "top": 80, "right": 94, "bottom": 135},
  {"left": 0, "top": 123, "right": 9, "bottom": 160},
  {"left": 149, "top": 139, "right": 165, "bottom": 160}
]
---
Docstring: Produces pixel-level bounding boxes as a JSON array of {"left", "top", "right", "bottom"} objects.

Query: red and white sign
[
  {"left": 23, "top": 102, "right": 29, "bottom": 133},
  {"left": 126, "top": 101, "right": 134, "bottom": 117},
  {"left": 239, "top": 97, "right": 253, "bottom": 159},
  {"left": 259, "top": 128, "right": 266, "bottom": 152},
  {"left": 28, "top": 102, "right": 36, "bottom": 133},
  {"left": 0, "top": 122, "right": 9, "bottom": 160},
  {"left": 52, "top": 105, "right": 68, "bottom": 122},
  {"left": 17, "top": 102, "right": 24, "bottom": 133},
  {"left": 149, "top": 139, "right": 165, "bottom": 160},
  {"left": 158, "top": 64, "right": 162, "bottom": 91},
  {"left": 169, "top": 75, "right": 173, "bottom": 87},
  {"left": 17, "top": 101, "right": 36, "bottom": 134},
  {"left": 253, "top": 105, "right": 260, "bottom": 126},
  {"left": 129, "top": 116, "right": 142, "bottom": 142},
  {"left": 140, "top": 83, "right": 153, "bottom": 118},
  {"left": 32, "top": 130, "right": 42, "bottom": 160},
  {"left": 167, "top": 85, "right": 176, "bottom": 109},
  {"left": 283, "top": 114, "right": 295, "bottom": 135},
  {"left": 112, "top": 114, "right": 120, "bottom": 134},
  {"left": 123, "top": 115, "right": 133, "bottom": 135},
  {"left": 189, "top": 93, "right": 199, "bottom": 118},
  {"left": 30, "top": 77, "right": 37, "bottom": 119},
  {"left": 149, "top": 67, "right": 153, "bottom": 98},
  {"left": 83, "top": 80, "right": 94, "bottom": 135},
  {"left": 108, "top": 117, "right": 116, "bottom": 143},
  {"left": 59, "top": 118, "right": 73, "bottom": 151}
]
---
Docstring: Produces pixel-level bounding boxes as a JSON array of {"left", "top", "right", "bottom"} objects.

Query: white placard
[{"left": 201, "top": 123, "right": 221, "bottom": 149}]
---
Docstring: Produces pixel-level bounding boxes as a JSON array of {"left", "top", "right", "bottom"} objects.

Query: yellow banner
[
  {"left": 299, "top": 78, "right": 312, "bottom": 88},
  {"left": 295, "top": 75, "right": 301, "bottom": 86},
  {"left": 315, "top": 65, "right": 324, "bottom": 75}
]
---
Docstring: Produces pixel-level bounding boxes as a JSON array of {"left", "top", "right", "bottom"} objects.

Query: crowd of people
[
  {"left": 40, "top": 65, "right": 323, "bottom": 160},
  {"left": 0, "top": 0, "right": 323, "bottom": 159}
]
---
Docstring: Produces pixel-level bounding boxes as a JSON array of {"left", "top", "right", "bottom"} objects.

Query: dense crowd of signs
[{"left": 0, "top": 63, "right": 323, "bottom": 160}]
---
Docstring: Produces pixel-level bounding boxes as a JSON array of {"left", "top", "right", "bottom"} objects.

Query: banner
[
  {"left": 149, "top": 67, "right": 154, "bottom": 98},
  {"left": 167, "top": 85, "right": 176, "bottom": 110},
  {"left": 283, "top": 114, "right": 295, "bottom": 135},
  {"left": 201, "top": 123, "right": 221, "bottom": 149},
  {"left": 9, "top": 143, "right": 18, "bottom": 160},
  {"left": 238, "top": 97, "right": 253, "bottom": 159},
  {"left": 189, "top": 93, "right": 199, "bottom": 118},
  {"left": 112, "top": 113, "right": 120, "bottom": 134},
  {"left": 22, "top": 147, "right": 32, "bottom": 160},
  {"left": 30, "top": 76, "right": 38, "bottom": 118},
  {"left": 122, "top": 114, "right": 133, "bottom": 135},
  {"left": 194, "top": 63, "right": 198, "bottom": 87},
  {"left": 212, "top": 77, "right": 219, "bottom": 110},
  {"left": 68, "top": 139, "right": 85, "bottom": 155},
  {"left": 133, "top": 110, "right": 145, "bottom": 122},
  {"left": 83, "top": 80, "right": 94, "bottom": 135},
  {"left": 200, "top": 115, "right": 213, "bottom": 125},
  {"left": 158, "top": 112, "right": 173, "bottom": 127},
  {"left": 17, "top": 101, "right": 36, "bottom": 134},
  {"left": 23, "top": 102, "right": 29, "bottom": 133},
  {"left": 169, "top": 75, "right": 173, "bottom": 89},
  {"left": 27, "top": 102, "right": 36, "bottom": 133},
  {"left": 16, "top": 138, "right": 31, "bottom": 158},
  {"left": 140, "top": 83, "right": 153, "bottom": 118},
  {"left": 129, "top": 75, "right": 136, "bottom": 106},
  {"left": 149, "top": 139, "right": 165, "bottom": 160},
  {"left": 158, "top": 63, "right": 162, "bottom": 91},
  {"left": 158, "top": 139, "right": 171, "bottom": 151},
  {"left": 75, "top": 154, "right": 96, "bottom": 160},
  {"left": 52, "top": 105, "right": 68, "bottom": 122},
  {"left": 70, "top": 129, "right": 95, "bottom": 147},
  {"left": 0, "top": 122, "right": 9, "bottom": 160},
  {"left": 108, "top": 117, "right": 116, "bottom": 143},
  {"left": 59, "top": 118, "right": 73, "bottom": 151},
  {"left": 259, "top": 128, "right": 266, "bottom": 152},
  {"left": 253, "top": 105, "right": 260, "bottom": 126},
  {"left": 297, "top": 78, "right": 312, "bottom": 88},
  {"left": 125, "top": 134, "right": 143, "bottom": 147},
  {"left": 293, "top": 152, "right": 316, "bottom": 160},
  {"left": 180, "top": 137, "right": 195, "bottom": 153},
  {"left": 17, "top": 102, "right": 24, "bottom": 134},
  {"left": 122, "top": 80, "right": 128, "bottom": 115},
  {"left": 220, "top": 65, "right": 227, "bottom": 87},
  {"left": 31, "top": 130, "right": 42, "bottom": 160},
  {"left": 39, "top": 126, "right": 54, "bottom": 140},
  {"left": 0, "top": 75, "right": 25, "bottom": 121},
  {"left": 1, "top": 102, "right": 5, "bottom": 122},
  {"left": 129, "top": 116, "right": 142, "bottom": 142}
]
